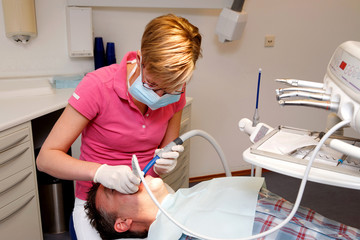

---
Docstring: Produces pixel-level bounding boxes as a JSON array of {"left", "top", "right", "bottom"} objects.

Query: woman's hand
[
  {"left": 153, "top": 145, "right": 184, "bottom": 175},
  {"left": 93, "top": 164, "right": 141, "bottom": 194}
]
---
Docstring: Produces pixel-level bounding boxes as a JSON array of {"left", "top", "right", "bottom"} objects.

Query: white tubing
[
  {"left": 138, "top": 121, "right": 350, "bottom": 239},
  {"left": 179, "top": 129, "right": 232, "bottom": 177},
  {"left": 327, "top": 138, "right": 360, "bottom": 159}
]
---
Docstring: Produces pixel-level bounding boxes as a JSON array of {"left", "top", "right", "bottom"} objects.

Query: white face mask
[{"left": 128, "top": 58, "right": 181, "bottom": 110}]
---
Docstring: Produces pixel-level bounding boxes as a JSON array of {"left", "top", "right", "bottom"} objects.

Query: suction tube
[
  {"left": 136, "top": 120, "right": 350, "bottom": 239},
  {"left": 143, "top": 130, "right": 232, "bottom": 177}
]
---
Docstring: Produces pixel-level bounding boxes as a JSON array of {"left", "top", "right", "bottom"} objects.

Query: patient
[
  {"left": 85, "top": 176, "right": 360, "bottom": 240},
  {"left": 85, "top": 176, "right": 170, "bottom": 239}
]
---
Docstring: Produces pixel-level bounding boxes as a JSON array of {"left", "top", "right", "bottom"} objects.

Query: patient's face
[{"left": 96, "top": 175, "right": 168, "bottom": 218}]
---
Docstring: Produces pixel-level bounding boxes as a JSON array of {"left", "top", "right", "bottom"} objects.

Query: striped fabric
[{"left": 180, "top": 188, "right": 360, "bottom": 240}]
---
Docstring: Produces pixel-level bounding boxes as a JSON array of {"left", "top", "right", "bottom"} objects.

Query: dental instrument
[
  {"left": 238, "top": 118, "right": 273, "bottom": 144},
  {"left": 141, "top": 137, "right": 184, "bottom": 175},
  {"left": 278, "top": 99, "right": 339, "bottom": 111},
  {"left": 276, "top": 78, "right": 324, "bottom": 89},
  {"left": 337, "top": 155, "right": 346, "bottom": 166},
  {"left": 136, "top": 129, "right": 232, "bottom": 177},
  {"left": 276, "top": 87, "right": 327, "bottom": 95},
  {"left": 252, "top": 68, "right": 262, "bottom": 127},
  {"left": 250, "top": 68, "right": 262, "bottom": 176},
  {"left": 276, "top": 91, "right": 331, "bottom": 101}
]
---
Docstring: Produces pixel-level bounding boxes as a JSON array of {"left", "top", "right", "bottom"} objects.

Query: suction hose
[{"left": 143, "top": 129, "right": 232, "bottom": 177}]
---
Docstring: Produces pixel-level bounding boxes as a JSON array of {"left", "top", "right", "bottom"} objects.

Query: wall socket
[{"left": 265, "top": 35, "right": 275, "bottom": 47}]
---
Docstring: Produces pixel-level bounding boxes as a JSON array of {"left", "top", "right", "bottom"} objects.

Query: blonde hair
[{"left": 141, "top": 14, "right": 202, "bottom": 92}]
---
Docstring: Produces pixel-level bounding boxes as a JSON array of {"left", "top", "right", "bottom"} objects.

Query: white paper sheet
[{"left": 148, "top": 177, "right": 264, "bottom": 240}]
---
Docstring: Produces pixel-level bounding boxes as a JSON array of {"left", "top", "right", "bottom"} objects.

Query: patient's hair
[{"left": 85, "top": 183, "right": 148, "bottom": 239}]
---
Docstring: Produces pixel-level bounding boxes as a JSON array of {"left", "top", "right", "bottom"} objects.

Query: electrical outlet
[{"left": 265, "top": 35, "right": 275, "bottom": 47}]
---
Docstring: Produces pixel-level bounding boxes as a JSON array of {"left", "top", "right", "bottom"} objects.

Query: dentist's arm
[
  {"left": 36, "top": 104, "right": 140, "bottom": 194},
  {"left": 36, "top": 104, "right": 99, "bottom": 181}
]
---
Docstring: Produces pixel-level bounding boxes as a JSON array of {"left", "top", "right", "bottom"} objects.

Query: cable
[{"left": 136, "top": 119, "right": 350, "bottom": 239}]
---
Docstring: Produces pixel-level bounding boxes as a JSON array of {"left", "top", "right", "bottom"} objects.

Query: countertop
[
  {"left": 0, "top": 88, "right": 74, "bottom": 132},
  {"left": 0, "top": 86, "right": 193, "bottom": 132}
]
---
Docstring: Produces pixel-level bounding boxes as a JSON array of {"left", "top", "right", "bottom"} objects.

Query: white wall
[
  {"left": 0, "top": 0, "right": 93, "bottom": 77},
  {"left": 1, "top": 0, "right": 359, "bottom": 177}
]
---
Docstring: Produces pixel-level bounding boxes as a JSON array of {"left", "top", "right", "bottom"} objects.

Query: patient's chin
[{"left": 147, "top": 177, "right": 164, "bottom": 192}]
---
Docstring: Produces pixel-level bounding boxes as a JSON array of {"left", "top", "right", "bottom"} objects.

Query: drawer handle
[
  {"left": 0, "top": 146, "right": 29, "bottom": 166},
  {"left": 0, "top": 133, "right": 28, "bottom": 152},
  {"left": 0, "top": 193, "right": 34, "bottom": 223},
  {"left": 0, "top": 170, "right": 32, "bottom": 194}
]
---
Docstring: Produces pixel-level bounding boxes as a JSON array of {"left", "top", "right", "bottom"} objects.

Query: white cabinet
[
  {"left": 0, "top": 122, "right": 43, "bottom": 240},
  {"left": 163, "top": 98, "right": 192, "bottom": 191}
]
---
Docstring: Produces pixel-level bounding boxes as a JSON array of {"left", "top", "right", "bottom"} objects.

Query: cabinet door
[
  {"left": 0, "top": 122, "right": 43, "bottom": 240},
  {"left": 0, "top": 191, "right": 42, "bottom": 240}
]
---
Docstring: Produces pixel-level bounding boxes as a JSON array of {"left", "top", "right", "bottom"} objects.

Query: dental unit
[{"left": 132, "top": 41, "right": 360, "bottom": 240}]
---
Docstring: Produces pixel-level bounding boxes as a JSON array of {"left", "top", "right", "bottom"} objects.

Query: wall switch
[{"left": 264, "top": 35, "right": 275, "bottom": 47}]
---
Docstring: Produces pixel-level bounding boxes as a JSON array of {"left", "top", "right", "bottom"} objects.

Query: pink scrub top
[{"left": 68, "top": 51, "right": 186, "bottom": 200}]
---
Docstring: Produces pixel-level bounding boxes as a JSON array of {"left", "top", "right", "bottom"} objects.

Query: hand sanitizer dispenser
[{"left": 2, "top": 0, "right": 37, "bottom": 44}]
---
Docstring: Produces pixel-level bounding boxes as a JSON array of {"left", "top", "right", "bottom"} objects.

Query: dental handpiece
[
  {"left": 276, "top": 78, "right": 324, "bottom": 89},
  {"left": 276, "top": 91, "right": 331, "bottom": 101},
  {"left": 276, "top": 87, "right": 326, "bottom": 95},
  {"left": 142, "top": 137, "right": 184, "bottom": 175},
  {"left": 278, "top": 99, "right": 339, "bottom": 111}
]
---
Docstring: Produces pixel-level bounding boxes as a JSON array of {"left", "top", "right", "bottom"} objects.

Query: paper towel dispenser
[{"left": 1, "top": 0, "right": 37, "bottom": 44}]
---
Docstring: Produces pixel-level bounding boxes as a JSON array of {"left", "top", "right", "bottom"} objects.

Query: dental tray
[{"left": 250, "top": 126, "right": 360, "bottom": 177}]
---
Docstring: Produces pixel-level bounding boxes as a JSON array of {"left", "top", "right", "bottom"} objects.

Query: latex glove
[
  {"left": 154, "top": 145, "right": 184, "bottom": 175},
  {"left": 93, "top": 164, "right": 140, "bottom": 194}
]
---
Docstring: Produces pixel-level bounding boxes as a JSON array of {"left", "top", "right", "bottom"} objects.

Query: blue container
[
  {"left": 106, "top": 42, "right": 116, "bottom": 65},
  {"left": 94, "top": 37, "right": 106, "bottom": 70}
]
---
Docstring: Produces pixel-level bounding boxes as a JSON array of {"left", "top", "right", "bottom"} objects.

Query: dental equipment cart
[{"left": 242, "top": 41, "right": 360, "bottom": 190}]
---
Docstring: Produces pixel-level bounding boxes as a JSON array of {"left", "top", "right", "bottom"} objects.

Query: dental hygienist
[{"left": 36, "top": 14, "right": 202, "bottom": 239}]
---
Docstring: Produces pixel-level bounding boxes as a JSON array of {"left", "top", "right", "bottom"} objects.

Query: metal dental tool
[
  {"left": 278, "top": 99, "right": 339, "bottom": 111},
  {"left": 276, "top": 78, "right": 324, "bottom": 89},
  {"left": 276, "top": 91, "right": 331, "bottom": 101},
  {"left": 276, "top": 87, "right": 327, "bottom": 95}
]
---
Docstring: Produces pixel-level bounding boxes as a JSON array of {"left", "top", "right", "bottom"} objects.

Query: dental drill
[
  {"left": 276, "top": 87, "right": 326, "bottom": 95},
  {"left": 278, "top": 99, "right": 339, "bottom": 111},
  {"left": 275, "top": 78, "right": 324, "bottom": 89},
  {"left": 276, "top": 91, "right": 331, "bottom": 101}
]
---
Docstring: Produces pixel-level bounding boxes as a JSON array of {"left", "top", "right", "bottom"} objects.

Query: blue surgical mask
[{"left": 128, "top": 63, "right": 181, "bottom": 110}]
